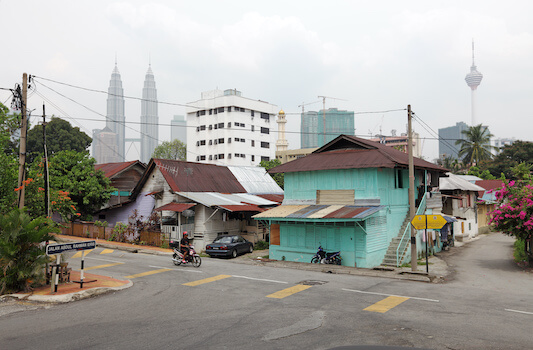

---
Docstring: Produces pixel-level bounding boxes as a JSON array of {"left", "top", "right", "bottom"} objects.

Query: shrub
[
  {"left": 513, "top": 239, "right": 528, "bottom": 264},
  {"left": 254, "top": 240, "right": 269, "bottom": 250},
  {"left": 0, "top": 208, "right": 58, "bottom": 294}
]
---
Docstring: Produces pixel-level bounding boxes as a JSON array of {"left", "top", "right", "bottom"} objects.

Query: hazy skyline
[{"left": 1, "top": 1, "right": 532, "bottom": 161}]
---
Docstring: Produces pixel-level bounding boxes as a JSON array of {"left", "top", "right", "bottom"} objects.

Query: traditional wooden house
[
  {"left": 474, "top": 179, "right": 504, "bottom": 234},
  {"left": 94, "top": 161, "right": 146, "bottom": 211},
  {"left": 439, "top": 173, "right": 485, "bottom": 241},
  {"left": 253, "top": 135, "right": 447, "bottom": 268},
  {"left": 128, "top": 159, "right": 282, "bottom": 251}
]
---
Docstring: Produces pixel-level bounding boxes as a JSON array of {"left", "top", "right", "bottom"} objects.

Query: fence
[{"left": 60, "top": 222, "right": 171, "bottom": 248}]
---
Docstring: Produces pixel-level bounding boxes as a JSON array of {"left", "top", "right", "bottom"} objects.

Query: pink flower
[{"left": 509, "top": 180, "right": 516, "bottom": 187}]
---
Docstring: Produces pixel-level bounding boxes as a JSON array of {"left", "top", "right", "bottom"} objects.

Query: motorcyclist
[{"left": 180, "top": 231, "right": 190, "bottom": 263}]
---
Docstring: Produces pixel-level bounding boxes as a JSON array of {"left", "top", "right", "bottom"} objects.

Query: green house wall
[{"left": 269, "top": 167, "right": 424, "bottom": 268}]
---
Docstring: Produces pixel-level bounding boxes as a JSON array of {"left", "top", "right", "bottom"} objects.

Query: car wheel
[
  {"left": 231, "top": 249, "right": 237, "bottom": 258},
  {"left": 248, "top": 245, "right": 253, "bottom": 253}
]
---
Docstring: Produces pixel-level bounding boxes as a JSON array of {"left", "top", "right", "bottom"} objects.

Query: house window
[
  {"left": 227, "top": 106, "right": 232, "bottom": 112},
  {"left": 200, "top": 155, "right": 206, "bottom": 160},
  {"left": 251, "top": 125, "right": 255, "bottom": 132},
  {"left": 395, "top": 169, "right": 404, "bottom": 188},
  {"left": 218, "top": 123, "right": 224, "bottom": 128},
  {"left": 218, "top": 154, "right": 224, "bottom": 159},
  {"left": 260, "top": 112, "right": 269, "bottom": 120},
  {"left": 251, "top": 110, "right": 255, "bottom": 117},
  {"left": 228, "top": 138, "right": 231, "bottom": 143},
  {"left": 209, "top": 140, "right": 212, "bottom": 145},
  {"left": 251, "top": 155, "right": 255, "bottom": 161},
  {"left": 209, "top": 109, "right": 213, "bottom": 115},
  {"left": 251, "top": 140, "right": 255, "bottom": 147},
  {"left": 200, "top": 140, "right": 206, "bottom": 146},
  {"left": 218, "top": 107, "right": 224, "bottom": 113},
  {"left": 228, "top": 122, "right": 231, "bottom": 128},
  {"left": 261, "top": 127, "right": 269, "bottom": 134},
  {"left": 209, "top": 155, "right": 212, "bottom": 160},
  {"left": 261, "top": 156, "right": 270, "bottom": 162},
  {"left": 261, "top": 141, "right": 270, "bottom": 148},
  {"left": 200, "top": 125, "right": 206, "bottom": 131},
  {"left": 218, "top": 138, "right": 224, "bottom": 144},
  {"left": 196, "top": 156, "right": 199, "bottom": 161},
  {"left": 228, "top": 154, "right": 232, "bottom": 159},
  {"left": 208, "top": 125, "right": 213, "bottom": 130}
]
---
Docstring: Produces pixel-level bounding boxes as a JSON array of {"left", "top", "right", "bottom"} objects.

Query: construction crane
[
  {"left": 317, "top": 95, "right": 347, "bottom": 145},
  {"left": 297, "top": 100, "right": 321, "bottom": 115}
]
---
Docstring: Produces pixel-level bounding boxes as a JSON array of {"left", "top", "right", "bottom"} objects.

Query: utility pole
[
  {"left": 408, "top": 105, "right": 417, "bottom": 271},
  {"left": 43, "top": 103, "right": 50, "bottom": 217},
  {"left": 17, "top": 73, "right": 28, "bottom": 210}
]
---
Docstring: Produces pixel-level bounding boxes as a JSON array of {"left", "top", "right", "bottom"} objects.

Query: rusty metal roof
[
  {"left": 256, "top": 194, "right": 284, "bottom": 203},
  {"left": 154, "top": 203, "right": 196, "bottom": 212},
  {"left": 154, "top": 159, "right": 246, "bottom": 193},
  {"left": 218, "top": 204, "right": 266, "bottom": 212},
  {"left": 269, "top": 135, "right": 447, "bottom": 174},
  {"left": 253, "top": 204, "right": 384, "bottom": 221},
  {"left": 95, "top": 160, "right": 146, "bottom": 178}
]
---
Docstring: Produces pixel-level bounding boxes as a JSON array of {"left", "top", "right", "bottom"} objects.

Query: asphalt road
[{"left": 1, "top": 232, "right": 531, "bottom": 350}]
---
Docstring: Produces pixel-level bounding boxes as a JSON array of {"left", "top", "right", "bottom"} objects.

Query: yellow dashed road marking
[
  {"left": 364, "top": 296, "right": 409, "bottom": 313},
  {"left": 266, "top": 285, "right": 312, "bottom": 299},
  {"left": 72, "top": 249, "right": 94, "bottom": 258},
  {"left": 125, "top": 268, "right": 172, "bottom": 279},
  {"left": 183, "top": 274, "right": 232, "bottom": 286},
  {"left": 82, "top": 262, "right": 124, "bottom": 271},
  {"left": 100, "top": 249, "right": 114, "bottom": 255}
]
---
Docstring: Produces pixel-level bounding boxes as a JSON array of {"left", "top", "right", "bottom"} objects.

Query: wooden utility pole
[
  {"left": 17, "top": 73, "right": 28, "bottom": 210},
  {"left": 408, "top": 105, "right": 417, "bottom": 271}
]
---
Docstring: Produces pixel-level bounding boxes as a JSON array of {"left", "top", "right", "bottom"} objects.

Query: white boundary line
[
  {"left": 149, "top": 265, "right": 203, "bottom": 273},
  {"left": 231, "top": 275, "right": 288, "bottom": 284},
  {"left": 505, "top": 309, "right": 533, "bottom": 315},
  {"left": 342, "top": 288, "right": 440, "bottom": 302}
]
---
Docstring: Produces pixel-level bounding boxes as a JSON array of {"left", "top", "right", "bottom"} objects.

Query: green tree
[
  {"left": 0, "top": 103, "right": 19, "bottom": 213},
  {"left": 260, "top": 159, "right": 284, "bottom": 189},
  {"left": 437, "top": 155, "right": 462, "bottom": 174},
  {"left": 40, "top": 150, "right": 114, "bottom": 220},
  {"left": 481, "top": 141, "right": 533, "bottom": 179},
  {"left": 490, "top": 164, "right": 533, "bottom": 264},
  {"left": 467, "top": 166, "right": 496, "bottom": 180},
  {"left": 455, "top": 124, "right": 496, "bottom": 166},
  {"left": 0, "top": 208, "right": 58, "bottom": 294},
  {"left": 26, "top": 117, "right": 92, "bottom": 163},
  {"left": 151, "top": 139, "right": 186, "bottom": 160}
]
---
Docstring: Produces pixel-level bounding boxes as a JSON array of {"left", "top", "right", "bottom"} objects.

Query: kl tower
[{"left": 465, "top": 41, "right": 483, "bottom": 126}]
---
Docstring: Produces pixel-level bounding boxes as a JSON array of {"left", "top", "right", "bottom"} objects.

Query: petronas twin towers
[{"left": 93, "top": 62, "right": 159, "bottom": 164}]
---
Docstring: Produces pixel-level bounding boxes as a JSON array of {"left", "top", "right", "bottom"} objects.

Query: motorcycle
[
  {"left": 171, "top": 245, "right": 202, "bottom": 267},
  {"left": 311, "top": 246, "right": 342, "bottom": 265}
]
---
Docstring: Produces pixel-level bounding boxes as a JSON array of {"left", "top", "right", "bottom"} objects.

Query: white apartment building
[{"left": 186, "top": 89, "right": 278, "bottom": 166}]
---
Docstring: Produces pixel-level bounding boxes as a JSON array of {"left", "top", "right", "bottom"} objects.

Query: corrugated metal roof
[
  {"left": 256, "top": 194, "right": 284, "bottom": 203},
  {"left": 154, "top": 159, "right": 246, "bottom": 193},
  {"left": 177, "top": 192, "right": 278, "bottom": 207},
  {"left": 95, "top": 161, "right": 145, "bottom": 178},
  {"left": 253, "top": 204, "right": 384, "bottom": 220},
  {"left": 154, "top": 203, "right": 196, "bottom": 212},
  {"left": 269, "top": 135, "right": 447, "bottom": 174},
  {"left": 440, "top": 173, "right": 485, "bottom": 191},
  {"left": 227, "top": 166, "right": 283, "bottom": 194},
  {"left": 218, "top": 204, "right": 266, "bottom": 212}
]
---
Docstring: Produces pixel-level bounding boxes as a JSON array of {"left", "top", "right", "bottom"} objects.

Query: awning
[
  {"left": 443, "top": 216, "right": 457, "bottom": 223},
  {"left": 218, "top": 204, "right": 266, "bottom": 212},
  {"left": 253, "top": 205, "right": 384, "bottom": 221},
  {"left": 154, "top": 203, "right": 196, "bottom": 212},
  {"left": 145, "top": 190, "right": 163, "bottom": 196}
]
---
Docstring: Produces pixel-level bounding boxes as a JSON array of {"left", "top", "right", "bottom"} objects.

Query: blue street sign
[{"left": 46, "top": 241, "right": 96, "bottom": 255}]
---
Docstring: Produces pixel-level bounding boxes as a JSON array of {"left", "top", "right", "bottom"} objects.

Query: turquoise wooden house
[{"left": 254, "top": 135, "right": 447, "bottom": 268}]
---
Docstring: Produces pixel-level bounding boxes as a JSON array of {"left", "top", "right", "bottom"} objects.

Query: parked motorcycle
[
  {"left": 311, "top": 246, "right": 342, "bottom": 265},
  {"left": 172, "top": 245, "right": 202, "bottom": 267}
]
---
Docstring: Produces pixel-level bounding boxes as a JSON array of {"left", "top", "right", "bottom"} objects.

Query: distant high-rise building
[
  {"left": 186, "top": 89, "right": 278, "bottom": 166},
  {"left": 93, "top": 127, "right": 120, "bottom": 163},
  {"left": 492, "top": 137, "right": 516, "bottom": 155},
  {"left": 106, "top": 61, "right": 126, "bottom": 161},
  {"left": 140, "top": 64, "right": 158, "bottom": 163},
  {"left": 465, "top": 41, "right": 483, "bottom": 126},
  {"left": 438, "top": 122, "right": 470, "bottom": 159},
  {"left": 301, "top": 108, "right": 354, "bottom": 148},
  {"left": 171, "top": 115, "right": 187, "bottom": 143}
]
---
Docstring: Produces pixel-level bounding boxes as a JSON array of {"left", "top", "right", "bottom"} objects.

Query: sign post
[
  {"left": 410, "top": 215, "right": 447, "bottom": 273},
  {"left": 46, "top": 241, "right": 96, "bottom": 292}
]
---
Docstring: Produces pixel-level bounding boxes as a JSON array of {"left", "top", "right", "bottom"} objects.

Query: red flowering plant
[{"left": 489, "top": 163, "right": 533, "bottom": 263}]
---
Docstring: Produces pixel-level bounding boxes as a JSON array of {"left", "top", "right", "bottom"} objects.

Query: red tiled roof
[
  {"left": 269, "top": 135, "right": 447, "bottom": 174},
  {"left": 154, "top": 159, "right": 246, "bottom": 193},
  {"left": 95, "top": 161, "right": 144, "bottom": 178},
  {"left": 154, "top": 203, "right": 196, "bottom": 212}
]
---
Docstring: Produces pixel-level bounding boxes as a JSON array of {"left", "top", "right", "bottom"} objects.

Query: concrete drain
[{"left": 298, "top": 280, "right": 328, "bottom": 286}]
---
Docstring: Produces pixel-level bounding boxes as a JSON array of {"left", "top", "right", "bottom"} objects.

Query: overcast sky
[{"left": 1, "top": 1, "right": 532, "bottom": 162}]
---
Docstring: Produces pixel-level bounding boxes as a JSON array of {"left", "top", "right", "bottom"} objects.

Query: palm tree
[{"left": 455, "top": 124, "right": 496, "bottom": 166}]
